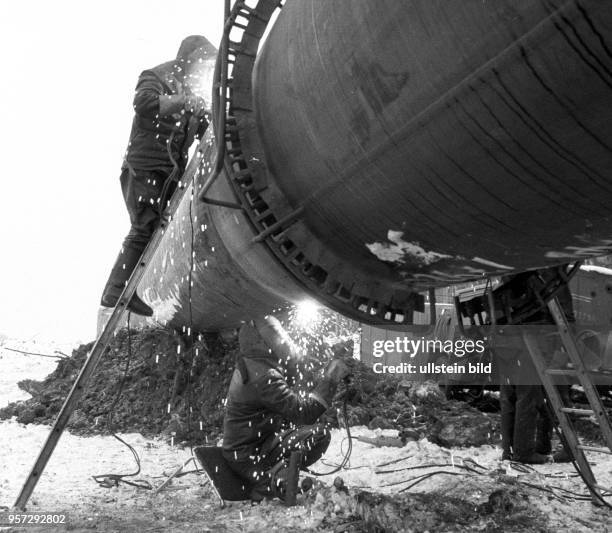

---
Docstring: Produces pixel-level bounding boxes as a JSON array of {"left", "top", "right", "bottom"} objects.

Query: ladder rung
[
  {"left": 546, "top": 367, "right": 612, "bottom": 375},
  {"left": 578, "top": 445, "right": 612, "bottom": 454},
  {"left": 560, "top": 407, "right": 594, "bottom": 416},
  {"left": 594, "top": 484, "right": 612, "bottom": 495},
  {"left": 546, "top": 368, "right": 576, "bottom": 376}
]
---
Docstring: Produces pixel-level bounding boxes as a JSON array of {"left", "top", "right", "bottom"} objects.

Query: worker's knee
[
  {"left": 123, "top": 220, "right": 156, "bottom": 249},
  {"left": 121, "top": 169, "right": 165, "bottom": 208},
  {"left": 299, "top": 424, "right": 331, "bottom": 467},
  {"left": 310, "top": 423, "right": 331, "bottom": 448}
]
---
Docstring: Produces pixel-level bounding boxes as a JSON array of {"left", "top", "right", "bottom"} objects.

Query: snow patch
[
  {"left": 366, "top": 230, "right": 452, "bottom": 266},
  {"left": 0, "top": 340, "right": 72, "bottom": 407},
  {"left": 144, "top": 284, "right": 182, "bottom": 322},
  {"left": 580, "top": 264, "right": 612, "bottom": 276},
  {"left": 470, "top": 257, "right": 513, "bottom": 270}
]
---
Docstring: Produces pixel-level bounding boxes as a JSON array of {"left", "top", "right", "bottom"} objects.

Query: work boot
[
  {"left": 513, "top": 452, "right": 550, "bottom": 464},
  {"left": 552, "top": 448, "right": 572, "bottom": 463},
  {"left": 535, "top": 442, "right": 552, "bottom": 455},
  {"left": 100, "top": 245, "right": 154, "bottom": 317},
  {"left": 269, "top": 461, "right": 290, "bottom": 501},
  {"left": 101, "top": 290, "right": 154, "bottom": 317},
  {"left": 535, "top": 424, "right": 553, "bottom": 455}
]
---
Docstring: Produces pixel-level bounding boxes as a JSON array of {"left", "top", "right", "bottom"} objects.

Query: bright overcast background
[{"left": 0, "top": 1, "right": 224, "bottom": 343}]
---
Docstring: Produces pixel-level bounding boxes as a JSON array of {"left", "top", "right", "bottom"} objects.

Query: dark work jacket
[
  {"left": 222, "top": 353, "right": 336, "bottom": 462},
  {"left": 492, "top": 267, "right": 575, "bottom": 381},
  {"left": 492, "top": 268, "right": 575, "bottom": 326},
  {"left": 123, "top": 60, "right": 208, "bottom": 174}
]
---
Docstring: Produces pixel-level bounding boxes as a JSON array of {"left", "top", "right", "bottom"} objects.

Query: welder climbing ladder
[
  {"left": 12, "top": 0, "right": 255, "bottom": 509},
  {"left": 522, "top": 297, "right": 612, "bottom": 505}
]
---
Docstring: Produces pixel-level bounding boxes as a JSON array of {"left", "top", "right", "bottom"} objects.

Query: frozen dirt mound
[
  {"left": 0, "top": 328, "right": 234, "bottom": 443},
  {"left": 324, "top": 357, "right": 501, "bottom": 448},
  {"left": 0, "top": 328, "right": 500, "bottom": 448}
]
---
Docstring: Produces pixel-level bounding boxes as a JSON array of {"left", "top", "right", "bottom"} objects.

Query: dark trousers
[
  {"left": 102, "top": 168, "right": 175, "bottom": 297},
  {"left": 500, "top": 384, "right": 552, "bottom": 460},
  {"left": 120, "top": 167, "right": 175, "bottom": 251},
  {"left": 225, "top": 423, "right": 331, "bottom": 499}
]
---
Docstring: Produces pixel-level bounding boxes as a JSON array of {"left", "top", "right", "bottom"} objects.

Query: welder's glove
[
  {"left": 185, "top": 95, "right": 208, "bottom": 117},
  {"left": 159, "top": 94, "right": 187, "bottom": 116},
  {"left": 324, "top": 359, "right": 351, "bottom": 384},
  {"left": 310, "top": 359, "right": 350, "bottom": 409}
]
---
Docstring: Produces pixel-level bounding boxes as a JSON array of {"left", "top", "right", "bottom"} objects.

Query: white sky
[{"left": 0, "top": 1, "right": 224, "bottom": 343}]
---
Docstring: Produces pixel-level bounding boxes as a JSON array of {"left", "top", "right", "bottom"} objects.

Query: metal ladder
[
  {"left": 12, "top": 0, "right": 246, "bottom": 509},
  {"left": 12, "top": 141, "right": 209, "bottom": 511},
  {"left": 522, "top": 297, "right": 612, "bottom": 505}
]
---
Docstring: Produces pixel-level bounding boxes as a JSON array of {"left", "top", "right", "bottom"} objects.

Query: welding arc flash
[{"left": 294, "top": 300, "right": 320, "bottom": 328}]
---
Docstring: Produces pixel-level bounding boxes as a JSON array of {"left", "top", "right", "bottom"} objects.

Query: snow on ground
[
  {"left": 1, "top": 421, "right": 611, "bottom": 531},
  {"left": 0, "top": 341, "right": 74, "bottom": 407},
  {"left": 580, "top": 264, "right": 612, "bottom": 276},
  {"left": 1, "top": 341, "right": 611, "bottom": 531}
]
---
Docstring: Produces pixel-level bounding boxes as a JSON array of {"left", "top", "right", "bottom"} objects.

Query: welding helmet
[{"left": 238, "top": 321, "right": 269, "bottom": 357}]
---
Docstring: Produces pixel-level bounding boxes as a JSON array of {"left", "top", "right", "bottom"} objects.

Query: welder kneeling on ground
[{"left": 222, "top": 316, "right": 350, "bottom": 501}]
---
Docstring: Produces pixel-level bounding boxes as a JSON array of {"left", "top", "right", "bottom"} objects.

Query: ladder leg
[
  {"left": 13, "top": 144, "right": 207, "bottom": 510},
  {"left": 546, "top": 299, "right": 612, "bottom": 452},
  {"left": 522, "top": 332, "right": 603, "bottom": 504}
]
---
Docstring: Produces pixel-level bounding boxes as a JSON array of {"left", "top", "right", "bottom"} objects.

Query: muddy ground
[{"left": 1, "top": 334, "right": 611, "bottom": 532}]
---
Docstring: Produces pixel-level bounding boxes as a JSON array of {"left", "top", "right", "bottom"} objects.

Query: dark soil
[
  {"left": 309, "top": 482, "right": 549, "bottom": 533},
  {"left": 0, "top": 327, "right": 234, "bottom": 443},
  {"left": 323, "top": 356, "right": 501, "bottom": 448},
  {"left": 0, "top": 327, "right": 501, "bottom": 449}
]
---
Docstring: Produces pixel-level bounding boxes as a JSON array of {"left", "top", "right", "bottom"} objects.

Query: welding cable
[
  {"left": 514, "top": 480, "right": 591, "bottom": 502},
  {"left": 375, "top": 455, "right": 415, "bottom": 468},
  {"left": 397, "top": 471, "right": 475, "bottom": 493},
  {"left": 376, "top": 457, "right": 487, "bottom": 476},
  {"left": 305, "top": 401, "right": 353, "bottom": 476},
  {"left": 381, "top": 465, "right": 589, "bottom": 502},
  {"left": 155, "top": 167, "right": 209, "bottom": 489},
  {"left": 92, "top": 314, "right": 152, "bottom": 490},
  {"left": 318, "top": 436, "right": 369, "bottom": 471},
  {"left": 506, "top": 461, "right": 534, "bottom": 474},
  {"left": 378, "top": 462, "right": 479, "bottom": 483},
  {"left": 184, "top": 166, "right": 204, "bottom": 475},
  {"left": 157, "top": 131, "right": 182, "bottom": 219},
  {"left": 377, "top": 458, "right": 592, "bottom": 502},
  {"left": 3, "top": 346, "right": 71, "bottom": 361},
  {"left": 544, "top": 470, "right": 580, "bottom": 479},
  {"left": 507, "top": 461, "right": 579, "bottom": 479}
]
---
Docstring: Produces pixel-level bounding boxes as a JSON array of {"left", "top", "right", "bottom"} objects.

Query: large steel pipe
[
  {"left": 253, "top": 0, "right": 612, "bottom": 282},
  {"left": 138, "top": 131, "right": 307, "bottom": 331},
  {"left": 137, "top": 0, "right": 612, "bottom": 330}
]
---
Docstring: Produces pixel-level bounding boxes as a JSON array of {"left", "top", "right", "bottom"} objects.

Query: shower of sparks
[
  {"left": 292, "top": 300, "right": 321, "bottom": 332},
  {"left": 269, "top": 303, "right": 362, "bottom": 393}
]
